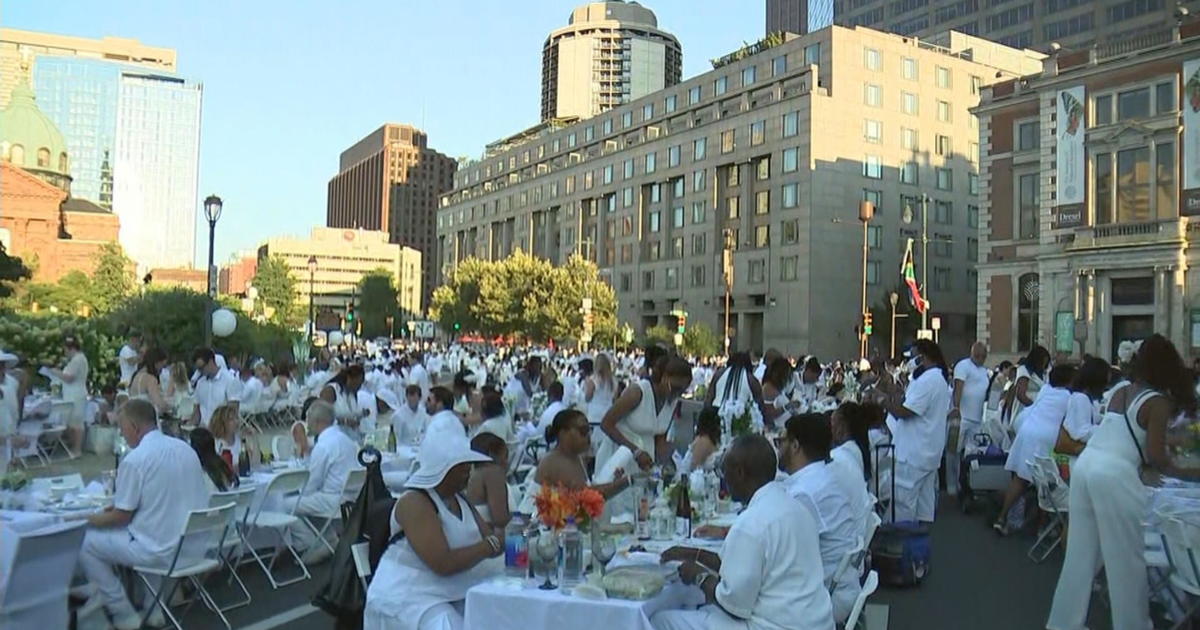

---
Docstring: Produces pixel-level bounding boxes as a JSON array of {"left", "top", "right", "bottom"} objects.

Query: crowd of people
[{"left": 1, "top": 326, "right": 1198, "bottom": 629}]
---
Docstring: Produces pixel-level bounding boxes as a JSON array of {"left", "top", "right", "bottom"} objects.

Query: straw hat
[{"left": 405, "top": 434, "right": 490, "bottom": 489}]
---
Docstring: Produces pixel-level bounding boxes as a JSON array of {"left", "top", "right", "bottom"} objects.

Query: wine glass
[
  {"left": 533, "top": 529, "right": 560, "bottom": 590},
  {"left": 593, "top": 534, "right": 616, "bottom": 576}
]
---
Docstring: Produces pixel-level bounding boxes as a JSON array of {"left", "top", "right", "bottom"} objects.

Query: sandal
[{"left": 992, "top": 520, "right": 1009, "bottom": 536}]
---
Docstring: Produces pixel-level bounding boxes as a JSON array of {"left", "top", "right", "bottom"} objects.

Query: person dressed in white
[
  {"left": 523, "top": 381, "right": 565, "bottom": 441},
  {"left": 117, "top": 331, "right": 142, "bottom": 388},
  {"left": 1007, "top": 345, "right": 1049, "bottom": 431},
  {"left": 1056, "top": 358, "right": 1111, "bottom": 463},
  {"left": 0, "top": 351, "right": 23, "bottom": 474},
  {"left": 395, "top": 384, "right": 429, "bottom": 445},
  {"left": 423, "top": 386, "right": 467, "bottom": 444},
  {"left": 654, "top": 435, "right": 835, "bottom": 630},
  {"left": 503, "top": 356, "right": 543, "bottom": 422},
  {"left": 878, "top": 340, "right": 951, "bottom": 523},
  {"left": 947, "top": 342, "right": 989, "bottom": 495},
  {"left": 704, "top": 352, "right": 762, "bottom": 414},
  {"left": 407, "top": 351, "right": 433, "bottom": 401},
  {"left": 190, "top": 348, "right": 241, "bottom": 428},
  {"left": 596, "top": 355, "right": 692, "bottom": 472},
  {"left": 473, "top": 391, "right": 515, "bottom": 443},
  {"left": 47, "top": 335, "right": 89, "bottom": 456},
  {"left": 779, "top": 413, "right": 861, "bottom": 624},
  {"left": 77, "top": 399, "right": 209, "bottom": 630},
  {"left": 829, "top": 402, "right": 875, "bottom": 540},
  {"left": 363, "top": 433, "right": 499, "bottom": 630},
  {"left": 321, "top": 364, "right": 368, "bottom": 440},
  {"left": 1048, "top": 335, "right": 1200, "bottom": 630},
  {"left": 239, "top": 366, "right": 265, "bottom": 415},
  {"left": 584, "top": 353, "right": 617, "bottom": 441},
  {"left": 284, "top": 400, "right": 361, "bottom": 564}
]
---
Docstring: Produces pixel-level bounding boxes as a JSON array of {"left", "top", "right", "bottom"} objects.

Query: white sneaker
[{"left": 142, "top": 605, "right": 167, "bottom": 629}]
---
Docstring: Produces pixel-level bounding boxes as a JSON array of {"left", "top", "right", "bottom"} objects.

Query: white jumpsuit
[{"left": 1046, "top": 388, "right": 1158, "bottom": 630}]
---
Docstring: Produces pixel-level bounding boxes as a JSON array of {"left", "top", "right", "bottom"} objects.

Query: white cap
[{"left": 375, "top": 389, "right": 400, "bottom": 412}]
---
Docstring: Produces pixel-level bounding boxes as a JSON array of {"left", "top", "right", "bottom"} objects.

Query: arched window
[
  {"left": 1018, "top": 273, "right": 1040, "bottom": 352},
  {"left": 9, "top": 144, "right": 24, "bottom": 165},
  {"left": 59, "top": 152, "right": 69, "bottom": 172},
  {"left": 36, "top": 147, "right": 50, "bottom": 168}
]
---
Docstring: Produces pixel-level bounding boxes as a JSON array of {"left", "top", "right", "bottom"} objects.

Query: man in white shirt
[
  {"left": 535, "top": 381, "right": 566, "bottom": 435},
  {"left": 503, "top": 355, "right": 543, "bottom": 420},
  {"left": 117, "top": 331, "right": 142, "bottom": 388},
  {"left": 881, "top": 340, "right": 951, "bottom": 523},
  {"left": 239, "top": 366, "right": 264, "bottom": 414},
  {"left": 0, "top": 351, "right": 25, "bottom": 473},
  {"left": 422, "top": 386, "right": 466, "bottom": 443},
  {"left": 78, "top": 399, "right": 209, "bottom": 629},
  {"left": 284, "top": 400, "right": 360, "bottom": 564},
  {"left": 394, "top": 384, "right": 428, "bottom": 444},
  {"left": 779, "top": 413, "right": 862, "bottom": 624},
  {"left": 407, "top": 351, "right": 432, "bottom": 400},
  {"left": 190, "top": 348, "right": 241, "bottom": 427},
  {"left": 654, "top": 435, "right": 834, "bottom": 630},
  {"left": 948, "top": 342, "right": 989, "bottom": 495}
]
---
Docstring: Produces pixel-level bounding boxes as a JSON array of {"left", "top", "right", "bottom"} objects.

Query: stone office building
[{"left": 438, "top": 25, "right": 1040, "bottom": 358}]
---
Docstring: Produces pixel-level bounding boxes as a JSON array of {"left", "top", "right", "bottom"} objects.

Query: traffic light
[
  {"left": 453, "top": 322, "right": 461, "bottom": 331},
  {"left": 676, "top": 311, "right": 687, "bottom": 334},
  {"left": 346, "top": 304, "right": 355, "bottom": 323},
  {"left": 583, "top": 312, "right": 595, "bottom": 332},
  {"left": 863, "top": 312, "right": 873, "bottom": 336}
]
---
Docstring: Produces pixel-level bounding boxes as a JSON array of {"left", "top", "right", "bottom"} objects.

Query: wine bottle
[
  {"left": 675, "top": 475, "right": 692, "bottom": 538},
  {"left": 388, "top": 424, "right": 398, "bottom": 453}
]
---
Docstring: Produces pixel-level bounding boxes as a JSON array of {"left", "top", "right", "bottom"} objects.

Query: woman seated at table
[
  {"left": 679, "top": 407, "right": 721, "bottom": 474},
  {"left": 190, "top": 426, "right": 238, "bottom": 492},
  {"left": 535, "top": 409, "right": 631, "bottom": 499},
  {"left": 210, "top": 402, "right": 255, "bottom": 471},
  {"left": 292, "top": 397, "right": 318, "bottom": 459},
  {"left": 465, "top": 432, "right": 511, "bottom": 529},
  {"left": 164, "top": 361, "right": 193, "bottom": 418},
  {"left": 364, "top": 434, "right": 501, "bottom": 630},
  {"left": 471, "top": 391, "right": 513, "bottom": 442},
  {"left": 128, "top": 347, "right": 169, "bottom": 416}
]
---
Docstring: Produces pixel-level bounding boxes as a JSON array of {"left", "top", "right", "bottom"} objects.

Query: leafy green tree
[
  {"left": 357, "top": 268, "right": 399, "bottom": 338},
  {"left": 0, "top": 242, "right": 30, "bottom": 299},
  {"left": 682, "top": 322, "right": 721, "bottom": 358},
  {"left": 643, "top": 325, "right": 675, "bottom": 348},
  {"left": 251, "top": 254, "right": 300, "bottom": 328},
  {"left": 90, "top": 242, "right": 134, "bottom": 314}
]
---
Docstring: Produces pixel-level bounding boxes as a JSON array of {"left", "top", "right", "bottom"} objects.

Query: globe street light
[
  {"left": 203, "top": 194, "right": 223, "bottom": 347},
  {"left": 307, "top": 255, "right": 318, "bottom": 348}
]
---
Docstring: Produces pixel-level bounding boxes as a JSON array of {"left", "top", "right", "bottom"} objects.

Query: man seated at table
[
  {"left": 190, "top": 348, "right": 241, "bottom": 428},
  {"left": 78, "top": 399, "right": 209, "bottom": 630},
  {"left": 395, "top": 384, "right": 429, "bottom": 444},
  {"left": 284, "top": 399, "right": 360, "bottom": 565},
  {"left": 423, "top": 386, "right": 466, "bottom": 443},
  {"left": 655, "top": 435, "right": 834, "bottom": 630},
  {"left": 779, "top": 413, "right": 862, "bottom": 625}
]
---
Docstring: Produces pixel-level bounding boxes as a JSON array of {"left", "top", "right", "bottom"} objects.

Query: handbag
[{"left": 1053, "top": 424, "right": 1085, "bottom": 456}]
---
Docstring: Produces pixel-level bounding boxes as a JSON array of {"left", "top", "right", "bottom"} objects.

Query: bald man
[{"left": 948, "top": 341, "right": 989, "bottom": 496}]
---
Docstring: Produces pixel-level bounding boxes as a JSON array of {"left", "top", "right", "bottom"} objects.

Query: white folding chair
[
  {"left": 1028, "top": 455, "right": 1069, "bottom": 563},
  {"left": 0, "top": 520, "right": 87, "bottom": 630},
  {"left": 830, "top": 536, "right": 867, "bottom": 600},
  {"left": 271, "top": 435, "right": 295, "bottom": 461},
  {"left": 245, "top": 469, "right": 312, "bottom": 588},
  {"left": 842, "top": 570, "right": 879, "bottom": 630},
  {"left": 207, "top": 487, "right": 258, "bottom": 611},
  {"left": 134, "top": 503, "right": 237, "bottom": 630},
  {"left": 303, "top": 468, "right": 368, "bottom": 556},
  {"left": 350, "top": 542, "right": 372, "bottom": 592},
  {"left": 1159, "top": 515, "right": 1200, "bottom": 628}
]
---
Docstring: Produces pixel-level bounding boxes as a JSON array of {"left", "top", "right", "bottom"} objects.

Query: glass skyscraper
[{"left": 33, "top": 56, "right": 201, "bottom": 270}]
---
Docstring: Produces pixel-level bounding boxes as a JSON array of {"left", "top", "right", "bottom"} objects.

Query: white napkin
[
  {"left": 83, "top": 481, "right": 106, "bottom": 497},
  {"left": 595, "top": 446, "right": 634, "bottom": 483}
]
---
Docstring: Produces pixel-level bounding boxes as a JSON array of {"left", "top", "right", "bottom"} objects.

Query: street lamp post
[
  {"left": 859, "top": 200, "right": 874, "bottom": 361},
  {"left": 307, "top": 255, "right": 317, "bottom": 348},
  {"left": 722, "top": 229, "right": 734, "bottom": 355},
  {"left": 920, "top": 194, "right": 930, "bottom": 331},
  {"left": 203, "top": 195, "right": 223, "bottom": 347}
]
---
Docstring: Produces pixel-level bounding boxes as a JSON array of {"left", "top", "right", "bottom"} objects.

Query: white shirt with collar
[
  {"left": 952, "top": 358, "right": 990, "bottom": 423},
  {"left": 888, "top": 366, "right": 951, "bottom": 472},
  {"left": 394, "top": 402, "right": 428, "bottom": 444},
  {"left": 240, "top": 377, "right": 264, "bottom": 414},
  {"left": 305, "top": 424, "right": 360, "bottom": 499},
  {"left": 711, "top": 480, "right": 834, "bottom": 630},
  {"left": 782, "top": 461, "right": 861, "bottom": 589},
  {"left": 194, "top": 368, "right": 241, "bottom": 427},
  {"left": 113, "top": 430, "right": 210, "bottom": 556}
]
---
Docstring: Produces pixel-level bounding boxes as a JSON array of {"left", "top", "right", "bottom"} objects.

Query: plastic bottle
[
  {"left": 560, "top": 517, "right": 583, "bottom": 588},
  {"left": 504, "top": 513, "right": 529, "bottom": 579},
  {"left": 651, "top": 493, "right": 674, "bottom": 541}
]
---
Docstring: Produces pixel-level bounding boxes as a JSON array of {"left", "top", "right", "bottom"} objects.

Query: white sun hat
[
  {"left": 375, "top": 388, "right": 401, "bottom": 413},
  {"left": 405, "top": 433, "right": 491, "bottom": 489}
]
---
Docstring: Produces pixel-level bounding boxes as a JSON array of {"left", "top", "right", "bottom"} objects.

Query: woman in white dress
[
  {"left": 596, "top": 355, "right": 692, "bottom": 472},
  {"left": 1006, "top": 345, "right": 1049, "bottom": 430},
  {"left": 320, "top": 364, "right": 366, "bottom": 439},
  {"left": 1048, "top": 335, "right": 1200, "bottom": 629},
  {"left": 678, "top": 407, "right": 721, "bottom": 474},
  {"left": 994, "top": 363, "right": 1074, "bottom": 534},
  {"left": 1055, "top": 357, "right": 1111, "bottom": 459},
  {"left": 128, "top": 348, "right": 169, "bottom": 416},
  {"left": 759, "top": 356, "right": 796, "bottom": 430},
  {"left": 703, "top": 352, "right": 762, "bottom": 412},
  {"left": 584, "top": 353, "right": 616, "bottom": 437},
  {"left": 471, "top": 391, "right": 514, "bottom": 443},
  {"left": 364, "top": 435, "right": 499, "bottom": 630},
  {"left": 536, "top": 409, "right": 631, "bottom": 498}
]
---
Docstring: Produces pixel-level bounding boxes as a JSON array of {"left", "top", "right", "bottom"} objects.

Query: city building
[
  {"left": 0, "top": 75, "right": 119, "bottom": 282},
  {"left": 219, "top": 253, "right": 258, "bottom": 296},
  {"left": 0, "top": 28, "right": 175, "bottom": 108},
  {"left": 438, "top": 25, "right": 1042, "bottom": 358},
  {"left": 256, "top": 227, "right": 422, "bottom": 318},
  {"left": 767, "top": 0, "right": 834, "bottom": 37},
  {"left": 541, "top": 1, "right": 682, "bottom": 122},
  {"left": 3, "top": 29, "right": 202, "bottom": 272},
  {"left": 326, "top": 123, "right": 455, "bottom": 307},
  {"left": 146, "top": 267, "right": 206, "bottom": 292},
  {"left": 974, "top": 20, "right": 1200, "bottom": 363},
  {"left": 774, "top": 0, "right": 1183, "bottom": 52}
]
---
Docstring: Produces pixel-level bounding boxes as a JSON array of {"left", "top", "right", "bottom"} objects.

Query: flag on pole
[{"left": 902, "top": 238, "right": 929, "bottom": 313}]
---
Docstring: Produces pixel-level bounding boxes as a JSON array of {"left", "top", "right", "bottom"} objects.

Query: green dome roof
[{"left": 1, "top": 77, "right": 70, "bottom": 178}]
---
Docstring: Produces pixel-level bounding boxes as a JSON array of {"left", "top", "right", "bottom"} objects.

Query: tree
[
  {"left": 643, "top": 325, "right": 675, "bottom": 348},
  {"left": 90, "top": 242, "right": 134, "bottom": 314},
  {"left": 357, "top": 268, "right": 399, "bottom": 338},
  {"left": 251, "top": 254, "right": 301, "bottom": 329},
  {"left": 0, "top": 242, "right": 30, "bottom": 299},
  {"left": 682, "top": 322, "right": 721, "bottom": 358}
]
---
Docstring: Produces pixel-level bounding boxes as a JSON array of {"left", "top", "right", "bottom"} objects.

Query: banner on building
[
  {"left": 1055, "top": 86, "right": 1086, "bottom": 224},
  {"left": 1182, "top": 59, "right": 1200, "bottom": 215}
]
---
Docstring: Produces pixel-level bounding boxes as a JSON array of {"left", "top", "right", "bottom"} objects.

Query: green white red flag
[{"left": 902, "top": 238, "right": 929, "bottom": 313}]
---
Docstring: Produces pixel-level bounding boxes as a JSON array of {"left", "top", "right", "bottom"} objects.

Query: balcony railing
[{"left": 1068, "top": 218, "right": 1187, "bottom": 250}]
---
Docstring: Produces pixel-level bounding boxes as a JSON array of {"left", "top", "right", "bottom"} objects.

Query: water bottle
[
  {"left": 504, "top": 513, "right": 529, "bottom": 579},
  {"left": 560, "top": 517, "right": 583, "bottom": 588}
]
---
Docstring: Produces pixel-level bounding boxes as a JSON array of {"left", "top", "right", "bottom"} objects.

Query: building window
[
  {"left": 900, "top": 161, "right": 918, "bottom": 185},
  {"left": 783, "top": 111, "right": 799, "bottom": 138},
  {"left": 691, "top": 265, "right": 706, "bottom": 287},
  {"left": 772, "top": 55, "right": 787, "bottom": 76},
  {"left": 968, "top": 204, "right": 979, "bottom": 228},
  {"left": 721, "top": 130, "right": 735, "bottom": 154},
  {"left": 1018, "top": 172, "right": 1039, "bottom": 239},
  {"left": 672, "top": 177, "right": 685, "bottom": 199},
  {"left": 603, "top": 164, "right": 613, "bottom": 184},
  {"left": 867, "top": 225, "right": 883, "bottom": 248},
  {"left": 934, "top": 267, "right": 952, "bottom": 291},
  {"left": 665, "top": 94, "right": 678, "bottom": 113},
  {"left": 935, "top": 135, "right": 952, "bottom": 156},
  {"left": 937, "top": 100, "right": 952, "bottom": 123},
  {"left": 692, "top": 201, "right": 706, "bottom": 224},
  {"left": 727, "top": 196, "right": 740, "bottom": 219},
  {"left": 1017, "top": 273, "right": 1039, "bottom": 352},
  {"left": 622, "top": 216, "right": 634, "bottom": 236},
  {"left": 693, "top": 137, "right": 707, "bottom": 161},
  {"left": 692, "top": 233, "right": 707, "bottom": 255},
  {"left": 936, "top": 66, "right": 952, "bottom": 89},
  {"left": 742, "top": 65, "right": 757, "bottom": 86},
  {"left": 969, "top": 141, "right": 979, "bottom": 164},
  {"left": 866, "top": 261, "right": 880, "bottom": 285},
  {"left": 969, "top": 173, "right": 979, "bottom": 195},
  {"left": 1017, "top": 121, "right": 1039, "bottom": 151},
  {"left": 864, "top": 155, "right": 882, "bottom": 179},
  {"left": 934, "top": 238, "right": 953, "bottom": 258},
  {"left": 783, "top": 147, "right": 799, "bottom": 173},
  {"left": 804, "top": 43, "right": 821, "bottom": 66},
  {"left": 901, "top": 127, "right": 918, "bottom": 150},
  {"left": 865, "top": 83, "right": 882, "bottom": 107},
  {"left": 621, "top": 243, "right": 633, "bottom": 262},
  {"left": 967, "top": 237, "right": 979, "bottom": 261},
  {"left": 649, "top": 241, "right": 661, "bottom": 260},
  {"left": 693, "top": 169, "right": 707, "bottom": 192},
  {"left": 967, "top": 269, "right": 978, "bottom": 294},
  {"left": 749, "top": 259, "right": 765, "bottom": 284},
  {"left": 643, "top": 270, "right": 654, "bottom": 289},
  {"left": 1157, "top": 142, "right": 1176, "bottom": 220},
  {"left": 585, "top": 126, "right": 595, "bottom": 142},
  {"left": 936, "top": 168, "right": 953, "bottom": 191},
  {"left": 864, "top": 119, "right": 882, "bottom": 143},
  {"left": 689, "top": 85, "right": 702, "bottom": 105},
  {"left": 643, "top": 103, "right": 654, "bottom": 120},
  {"left": 620, "top": 273, "right": 631, "bottom": 292},
  {"left": 864, "top": 189, "right": 882, "bottom": 214},
  {"left": 902, "top": 57, "right": 918, "bottom": 80},
  {"left": 751, "top": 120, "right": 766, "bottom": 146},
  {"left": 783, "top": 219, "right": 800, "bottom": 244},
  {"left": 568, "top": 132, "right": 576, "bottom": 147},
  {"left": 650, "top": 183, "right": 662, "bottom": 203},
  {"left": 36, "top": 148, "right": 50, "bottom": 168},
  {"left": 782, "top": 183, "right": 799, "bottom": 208},
  {"left": 902, "top": 91, "right": 918, "bottom": 115},
  {"left": 584, "top": 171, "right": 594, "bottom": 189},
  {"left": 623, "top": 111, "right": 633, "bottom": 128},
  {"left": 669, "top": 145, "right": 681, "bottom": 167},
  {"left": 934, "top": 200, "right": 953, "bottom": 224},
  {"left": 756, "top": 157, "right": 770, "bottom": 180},
  {"left": 624, "top": 159, "right": 635, "bottom": 179},
  {"left": 728, "top": 165, "right": 740, "bottom": 187},
  {"left": 756, "top": 190, "right": 770, "bottom": 215},
  {"left": 623, "top": 187, "right": 634, "bottom": 208},
  {"left": 1119, "top": 146, "right": 1153, "bottom": 222},
  {"left": 781, "top": 256, "right": 798, "bottom": 281},
  {"left": 601, "top": 118, "right": 613, "bottom": 136},
  {"left": 970, "top": 74, "right": 982, "bottom": 95},
  {"left": 1157, "top": 80, "right": 1177, "bottom": 114},
  {"left": 864, "top": 47, "right": 881, "bottom": 70},
  {"left": 666, "top": 267, "right": 679, "bottom": 289},
  {"left": 755, "top": 224, "right": 770, "bottom": 247},
  {"left": 646, "top": 151, "right": 657, "bottom": 173},
  {"left": 715, "top": 76, "right": 728, "bottom": 96}
]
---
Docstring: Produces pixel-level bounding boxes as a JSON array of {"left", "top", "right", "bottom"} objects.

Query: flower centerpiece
[
  {"left": 529, "top": 392, "right": 549, "bottom": 422},
  {"left": 718, "top": 398, "right": 755, "bottom": 440},
  {"left": 534, "top": 484, "right": 606, "bottom": 531}
]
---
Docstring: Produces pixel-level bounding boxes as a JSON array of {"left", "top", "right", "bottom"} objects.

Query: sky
[{"left": 4, "top": 0, "right": 764, "bottom": 267}]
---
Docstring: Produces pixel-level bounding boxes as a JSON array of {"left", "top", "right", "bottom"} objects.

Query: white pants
[
  {"left": 1046, "top": 455, "right": 1151, "bottom": 630},
  {"left": 283, "top": 492, "right": 341, "bottom": 551},
  {"left": 894, "top": 462, "right": 937, "bottom": 523},
  {"left": 651, "top": 607, "right": 716, "bottom": 630},
  {"left": 363, "top": 600, "right": 464, "bottom": 630},
  {"left": 77, "top": 528, "right": 165, "bottom": 615},
  {"left": 832, "top": 576, "right": 860, "bottom": 625}
]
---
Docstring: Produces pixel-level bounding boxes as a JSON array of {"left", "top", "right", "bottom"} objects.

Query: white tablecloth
[
  {"left": 0, "top": 509, "right": 59, "bottom": 534},
  {"left": 464, "top": 579, "right": 695, "bottom": 630}
]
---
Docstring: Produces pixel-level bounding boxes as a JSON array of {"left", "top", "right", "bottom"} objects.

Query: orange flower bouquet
[{"left": 534, "top": 484, "right": 606, "bottom": 530}]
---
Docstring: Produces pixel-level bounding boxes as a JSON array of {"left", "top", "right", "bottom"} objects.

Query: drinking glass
[
  {"left": 592, "top": 534, "right": 616, "bottom": 576},
  {"left": 533, "top": 529, "right": 560, "bottom": 590}
]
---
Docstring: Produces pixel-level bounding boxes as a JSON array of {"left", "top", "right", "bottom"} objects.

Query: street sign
[
  {"left": 673, "top": 333, "right": 684, "bottom": 346},
  {"left": 411, "top": 320, "right": 436, "bottom": 339},
  {"left": 916, "top": 329, "right": 934, "bottom": 340},
  {"left": 315, "top": 309, "right": 341, "bottom": 332}
]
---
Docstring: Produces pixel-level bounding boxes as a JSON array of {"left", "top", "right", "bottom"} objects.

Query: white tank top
[
  {"left": 1083, "top": 387, "right": 1158, "bottom": 470},
  {"left": 586, "top": 376, "right": 615, "bottom": 425}
]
